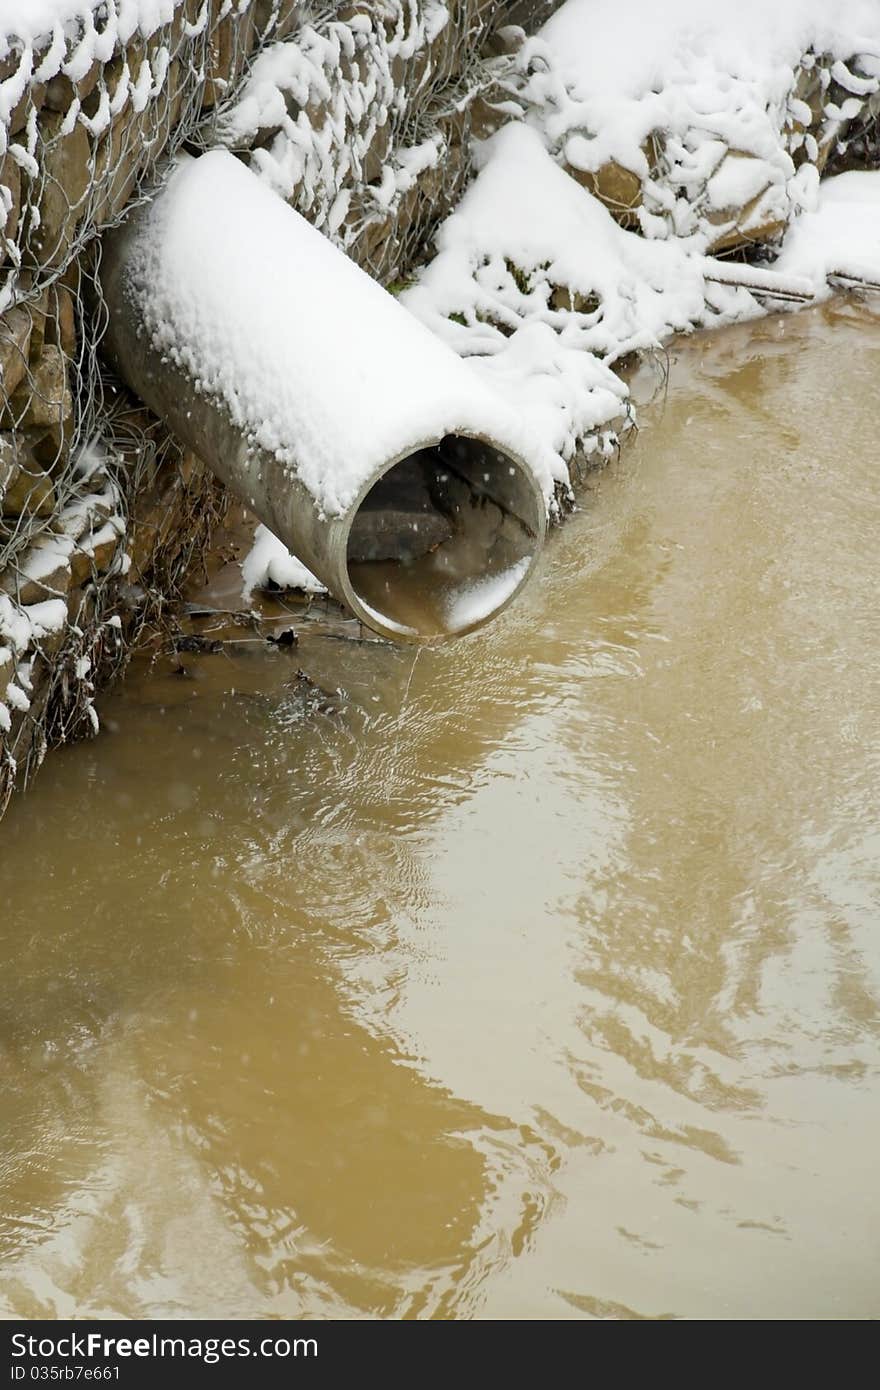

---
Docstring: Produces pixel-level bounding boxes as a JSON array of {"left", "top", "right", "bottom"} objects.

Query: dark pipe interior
[{"left": 346, "top": 435, "right": 542, "bottom": 639}]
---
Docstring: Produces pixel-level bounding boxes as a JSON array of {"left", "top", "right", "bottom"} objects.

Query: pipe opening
[{"left": 344, "top": 434, "right": 545, "bottom": 642}]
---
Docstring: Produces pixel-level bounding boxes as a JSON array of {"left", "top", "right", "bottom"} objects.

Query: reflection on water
[
  {"left": 1, "top": 301, "right": 879, "bottom": 1320},
  {"left": 348, "top": 447, "right": 540, "bottom": 640}
]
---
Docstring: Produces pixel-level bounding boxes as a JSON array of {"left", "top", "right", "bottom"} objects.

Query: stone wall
[
  {"left": 0, "top": 1, "right": 533, "bottom": 815},
  {"left": 4, "top": 1, "right": 876, "bottom": 816},
  {"left": 493, "top": 33, "right": 880, "bottom": 250}
]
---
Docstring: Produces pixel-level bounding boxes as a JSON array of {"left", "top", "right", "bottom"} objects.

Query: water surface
[{"left": 1, "top": 300, "right": 878, "bottom": 1319}]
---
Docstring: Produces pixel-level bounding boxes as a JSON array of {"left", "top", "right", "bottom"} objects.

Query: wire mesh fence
[
  {"left": 0, "top": 1, "right": 281, "bottom": 809},
  {"left": 0, "top": 2, "right": 518, "bottom": 812}
]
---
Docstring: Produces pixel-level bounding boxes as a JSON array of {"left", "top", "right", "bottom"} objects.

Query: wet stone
[
  {"left": 348, "top": 506, "right": 454, "bottom": 563},
  {"left": 349, "top": 450, "right": 456, "bottom": 562},
  {"left": 0, "top": 551, "right": 71, "bottom": 607},
  {"left": 7, "top": 347, "right": 72, "bottom": 431},
  {"left": 0, "top": 644, "right": 12, "bottom": 701},
  {"left": 24, "top": 110, "right": 91, "bottom": 269},
  {"left": 0, "top": 307, "right": 33, "bottom": 400},
  {"left": 0, "top": 153, "right": 21, "bottom": 256},
  {"left": 0, "top": 438, "right": 55, "bottom": 519}
]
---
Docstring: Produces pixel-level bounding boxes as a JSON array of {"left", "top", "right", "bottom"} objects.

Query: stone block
[
  {"left": 70, "top": 523, "right": 120, "bottom": 589},
  {"left": 0, "top": 306, "right": 33, "bottom": 400},
  {"left": 69, "top": 545, "right": 93, "bottom": 590},
  {"left": 0, "top": 152, "right": 21, "bottom": 257},
  {"left": 702, "top": 148, "right": 788, "bottom": 251},
  {"left": 23, "top": 110, "right": 92, "bottom": 269},
  {"left": 202, "top": 6, "right": 258, "bottom": 110},
  {"left": 254, "top": 1, "right": 304, "bottom": 43},
  {"left": 22, "top": 601, "right": 66, "bottom": 658},
  {"left": 0, "top": 435, "right": 56, "bottom": 519},
  {"left": 468, "top": 92, "right": 514, "bottom": 142},
  {"left": 0, "top": 47, "right": 43, "bottom": 134},
  {"left": 20, "top": 289, "right": 49, "bottom": 359},
  {"left": 0, "top": 526, "right": 74, "bottom": 604},
  {"left": 44, "top": 286, "right": 77, "bottom": 357},
  {"left": 44, "top": 58, "right": 102, "bottom": 114},
  {"left": 566, "top": 158, "right": 643, "bottom": 225},
  {"left": 549, "top": 285, "right": 601, "bottom": 315},
  {"left": 9, "top": 82, "right": 46, "bottom": 137},
  {"left": 362, "top": 121, "right": 394, "bottom": 186},
  {"left": 0, "top": 557, "right": 71, "bottom": 608},
  {"left": 6, "top": 347, "right": 72, "bottom": 432},
  {"left": 706, "top": 211, "right": 787, "bottom": 253},
  {"left": 0, "top": 644, "right": 12, "bottom": 701},
  {"left": 30, "top": 420, "right": 72, "bottom": 469},
  {"left": 82, "top": 50, "right": 131, "bottom": 121},
  {"left": 91, "top": 109, "right": 145, "bottom": 227},
  {"left": 149, "top": 56, "right": 186, "bottom": 154},
  {"left": 704, "top": 157, "right": 787, "bottom": 252}
]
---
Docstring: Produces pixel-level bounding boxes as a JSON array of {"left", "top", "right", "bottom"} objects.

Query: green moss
[
  {"left": 504, "top": 257, "right": 531, "bottom": 296},
  {"left": 474, "top": 309, "right": 514, "bottom": 338}
]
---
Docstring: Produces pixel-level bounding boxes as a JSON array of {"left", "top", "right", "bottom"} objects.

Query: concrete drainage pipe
[{"left": 98, "top": 150, "right": 547, "bottom": 642}]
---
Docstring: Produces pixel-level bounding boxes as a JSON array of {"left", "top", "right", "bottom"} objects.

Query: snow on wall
[
  {"left": 401, "top": 149, "right": 880, "bottom": 497},
  {"left": 401, "top": 122, "right": 760, "bottom": 493},
  {"left": 217, "top": 2, "right": 453, "bottom": 245},
  {"left": 233, "top": 1, "right": 880, "bottom": 587},
  {"left": 0, "top": 2, "right": 264, "bottom": 299},
  {"left": 505, "top": 0, "right": 880, "bottom": 248},
  {"left": 217, "top": 1, "right": 505, "bottom": 281},
  {"left": 0, "top": 2, "right": 175, "bottom": 55},
  {"left": 0, "top": 0, "right": 271, "bottom": 811},
  {"left": 392, "top": 0, "right": 880, "bottom": 495}
]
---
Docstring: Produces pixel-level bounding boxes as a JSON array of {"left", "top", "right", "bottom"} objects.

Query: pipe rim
[{"left": 332, "top": 430, "right": 548, "bottom": 645}]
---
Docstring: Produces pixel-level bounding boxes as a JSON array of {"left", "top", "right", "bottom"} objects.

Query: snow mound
[
  {"left": 401, "top": 123, "right": 764, "bottom": 484},
  {"left": 776, "top": 170, "right": 880, "bottom": 289},
  {"left": 241, "top": 524, "right": 326, "bottom": 600},
  {"left": 505, "top": 0, "right": 880, "bottom": 247}
]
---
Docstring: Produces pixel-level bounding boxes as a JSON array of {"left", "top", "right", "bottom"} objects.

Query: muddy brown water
[{"left": 1, "top": 301, "right": 878, "bottom": 1320}]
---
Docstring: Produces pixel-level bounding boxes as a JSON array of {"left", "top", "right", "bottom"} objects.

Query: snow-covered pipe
[{"left": 98, "top": 151, "right": 546, "bottom": 642}]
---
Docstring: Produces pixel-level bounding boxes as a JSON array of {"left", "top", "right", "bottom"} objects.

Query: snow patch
[
  {"left": 776, "top": 170, "right": 880, "bottom": 290},
  {"left": 25, "top": 598, "right": 68, "bottom": 640},
  {"left": 513, "top": 0, "right": 880, "bottom": 247},
  {"left": 218, "top": 4, "right": 451, "bottom": 245},
  {"left": 442, "top": 557, "right": 531, "bottom": 631},
  {"left": 402, "top": 123, "right": 760, "bottom": 485},
  {"left": 241, "top": 524, "right": 326, "bottom": 600}
]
